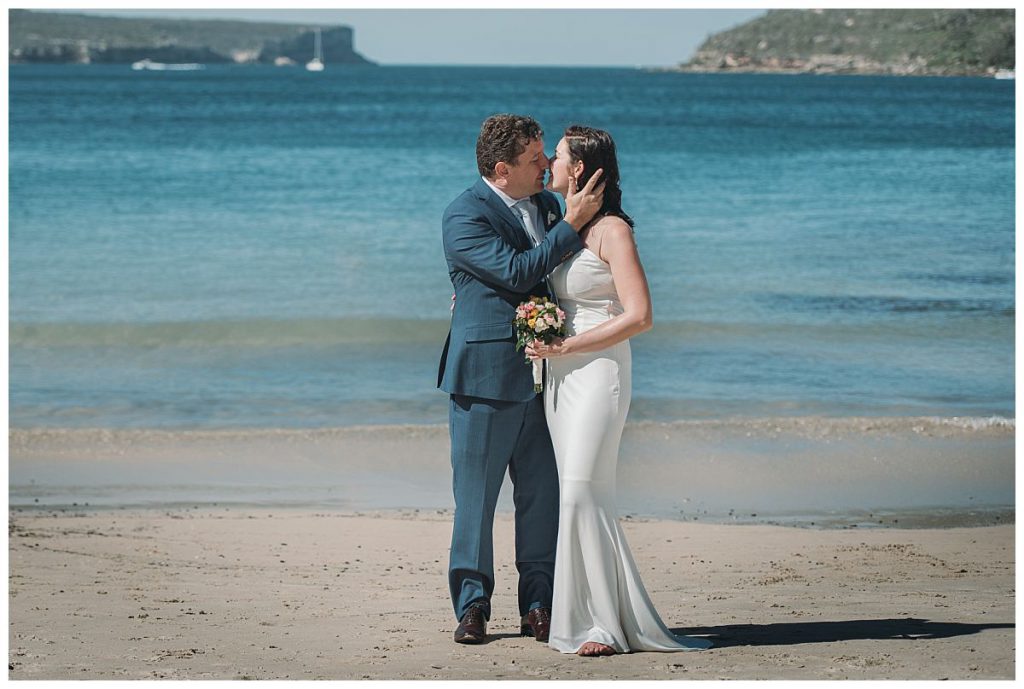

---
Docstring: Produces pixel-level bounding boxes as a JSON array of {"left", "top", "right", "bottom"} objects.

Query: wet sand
[
  {"left": 9, "top": 417, "right": 1014, "bottom": 525},
  {"left": 8, "top": 508, "right": 1014, "bottom": 680}
]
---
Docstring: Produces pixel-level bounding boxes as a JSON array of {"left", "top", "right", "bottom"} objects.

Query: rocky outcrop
[{"left": 9, "top": 10, "right": 375, "bottom": 65}]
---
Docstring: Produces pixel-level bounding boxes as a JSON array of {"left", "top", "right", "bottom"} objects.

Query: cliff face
[
  {"left": 682, "top": 9, "right": 1014, "bottom": 76},
  {"left": 9, "top": 10, "right": 375, "bottom": 65},
  {"left": 257, "top": 28, "right": 368, "bottom": 65}
]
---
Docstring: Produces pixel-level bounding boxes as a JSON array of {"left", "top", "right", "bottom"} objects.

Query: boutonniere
[{"left": 547, "top": 211, "right": 557, "bottom": 227}]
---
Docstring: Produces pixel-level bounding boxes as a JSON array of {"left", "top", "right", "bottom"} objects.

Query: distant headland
[
  {"left": 679, "top": 9, "right": 1014, "bottom": 77},
  {"left": 8, "top": 10, "right": 376, "bottom": 66}
]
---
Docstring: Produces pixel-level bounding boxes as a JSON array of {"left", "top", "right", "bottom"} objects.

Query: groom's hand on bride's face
[{"left": 564, "top": 168, "right": 606, "bottom": 232}]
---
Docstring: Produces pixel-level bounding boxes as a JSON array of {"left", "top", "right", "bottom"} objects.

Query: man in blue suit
[{"left": 438, "top": 114, "right": 604, "bottom": 644}]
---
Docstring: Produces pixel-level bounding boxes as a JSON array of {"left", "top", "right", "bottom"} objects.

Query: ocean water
[{"left": 9, "top": 65, "right": 1015, "bottom": 429}]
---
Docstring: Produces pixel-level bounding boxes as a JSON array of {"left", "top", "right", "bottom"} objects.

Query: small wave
[
  {"left": 8, "top": 424, "right": 451, "bottom": 452},
  {"left": 901, "top": 271, "right": 1012, "bottom": 286},
  {"left": 11, "top": 315, "right": 1007, "bottom": 350},
  {"left": 626, "top": 415, "right": 1015, "bottom": 438},
  {"left": 926, "top": 415, "right": 1016, "bottom": 431},
  {"left": 10, "top": 415, "right": 1013, "bottom": 449},
  {"left": 763, "top": 293, "right": 1014, "bottom": 316},
  {"left": 9, "top": 318, "right": 452, "bottom": 348}
]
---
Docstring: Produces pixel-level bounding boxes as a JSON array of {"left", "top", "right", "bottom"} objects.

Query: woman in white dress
[{"left": 526, "top": 126, "right": 712, "bottom": 657}]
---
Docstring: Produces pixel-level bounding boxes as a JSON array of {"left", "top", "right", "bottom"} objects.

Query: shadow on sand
[{"left": 672, "top": 618, "right": 1014, "bottom": 648}]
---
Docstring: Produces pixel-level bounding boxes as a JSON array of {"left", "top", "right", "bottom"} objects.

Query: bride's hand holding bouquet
[{"left": 513, "top": 296, "right": 566, "bottom": 392}]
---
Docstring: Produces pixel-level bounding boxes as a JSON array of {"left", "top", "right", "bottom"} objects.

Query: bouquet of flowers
[{"left": 513, "top": 296, "right": 567, "bottom": 393}]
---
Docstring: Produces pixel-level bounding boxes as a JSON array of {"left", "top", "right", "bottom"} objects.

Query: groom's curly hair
[{"left": 477, "top": 114, "right": 543, "bottom": 179}]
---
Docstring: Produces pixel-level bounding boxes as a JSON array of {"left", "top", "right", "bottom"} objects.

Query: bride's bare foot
[{"left": 577, "top": 641, "right": 616, "bottom": 657}]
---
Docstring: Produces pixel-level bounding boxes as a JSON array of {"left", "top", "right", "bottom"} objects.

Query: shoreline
[
  {"left": 10, "top": 416, "right": 1014, "bottom": 528},
  {"left": 8, "top": 413, "right": 1015, "bottom": 450},
  {"left": 10, "top": 62, "right": 1011, "bottom": 78},
  {"left": 7, "top": 504, "right": 1015, "bottom": 532},
  {"left": 10, "top": 411, "right": 1016, "bottom": 432},
  {"left": 663, "top": 66, "right": 1010, "bottom": 78},
  {"left": 8, "top": 507, "right": 1014, "bottom": 679}
]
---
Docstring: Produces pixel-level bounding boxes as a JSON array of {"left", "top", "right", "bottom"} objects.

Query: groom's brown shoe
[
  {"left": 454, "top": 604, "right": 487, "bottom": 644},
  {"left": 520, "top": 607, "right": 551, "bottom": 642}
]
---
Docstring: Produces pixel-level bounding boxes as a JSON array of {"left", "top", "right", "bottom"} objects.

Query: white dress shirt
[{"left": 481, "top": 176, "right": 545, "bottom": 246}]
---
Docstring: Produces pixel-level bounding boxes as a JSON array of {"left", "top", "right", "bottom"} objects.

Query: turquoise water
[{"left": 9, "top": 65, "right": 1014, "bottom": 428}]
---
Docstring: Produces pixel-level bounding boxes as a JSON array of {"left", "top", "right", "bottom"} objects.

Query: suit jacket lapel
[
  {"left": 472, "top": 178, "right": 531, "bottom": 251},
  {"left": 532, "top": 191, "right": 562, "bottom": 231}
]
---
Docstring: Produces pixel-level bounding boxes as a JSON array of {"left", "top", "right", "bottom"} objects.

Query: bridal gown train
[{"left": 544, "top": 247, "right": 712, "bottom": 654}]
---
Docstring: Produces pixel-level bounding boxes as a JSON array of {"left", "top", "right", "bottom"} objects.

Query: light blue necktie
[{"left": 513, "top": 200, "right": 542, "bottom": 247}]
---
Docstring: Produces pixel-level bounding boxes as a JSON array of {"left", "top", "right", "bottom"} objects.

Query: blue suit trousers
[{"left": 447, "top": 392, "right": 560, "bottom": 621}]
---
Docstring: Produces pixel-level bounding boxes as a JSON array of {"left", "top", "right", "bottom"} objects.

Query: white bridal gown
[{"left": 544, "top": 247, "right": 712, "bottom": 654}]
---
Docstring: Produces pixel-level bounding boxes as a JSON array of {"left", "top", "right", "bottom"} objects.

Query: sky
[{"left": 42, "top": 8, "right": 767, "bottom": 67}]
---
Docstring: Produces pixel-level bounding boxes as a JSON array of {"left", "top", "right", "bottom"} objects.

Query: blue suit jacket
[{"left": 437, "top": 178, "right": 583, "bottom": 402}]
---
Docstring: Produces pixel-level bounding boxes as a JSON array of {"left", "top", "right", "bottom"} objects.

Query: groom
[{"left": 438, "top": 114, "right": 604, "bottom": 644}]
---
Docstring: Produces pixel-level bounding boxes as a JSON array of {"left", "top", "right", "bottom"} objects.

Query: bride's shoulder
[
  {"left": 593, "top": 215, "right": 635, "bottom": 245},
  {"left": 591, "top": 215, "right": 636, "bottom": 262},
  {"left": 595, "top": 214, "right": 633, "bottom": 234}
]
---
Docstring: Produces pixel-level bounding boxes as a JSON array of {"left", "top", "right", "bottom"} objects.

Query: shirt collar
[{"left": 481, "top": 176, "right": 533, "bottom": 209}]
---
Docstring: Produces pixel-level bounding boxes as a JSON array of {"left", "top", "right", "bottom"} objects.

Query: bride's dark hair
[{"left": 563, "top": 125, "right": 634, "bottom": 229}]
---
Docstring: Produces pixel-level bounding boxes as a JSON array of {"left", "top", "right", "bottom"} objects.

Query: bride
[{"left": 526, "top": 125, "right": 712, "bottom": 657}]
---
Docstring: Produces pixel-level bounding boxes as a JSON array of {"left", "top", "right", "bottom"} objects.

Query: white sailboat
[{"left": 306, "top": 28, "right": 325, "bottom": 72}]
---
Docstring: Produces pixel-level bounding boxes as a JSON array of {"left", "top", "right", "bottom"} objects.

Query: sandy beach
[
  {"left": 9, "top": 419, "right": 1014, "bottom": 679},
  {"left": 8, "top": 507, "right": 1013, "bottom": 680}
]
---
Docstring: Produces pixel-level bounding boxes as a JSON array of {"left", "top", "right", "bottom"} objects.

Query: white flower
[
  {"left": 535, "top": 320, "right": 549, "bottom": 333},
  {"left": 547, "top": 211, "right": 557, "bottom": 226}
]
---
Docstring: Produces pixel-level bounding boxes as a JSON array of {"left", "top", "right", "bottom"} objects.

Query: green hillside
[{"left": 683, "top": 9, "right": 1014, "bottom": 76}]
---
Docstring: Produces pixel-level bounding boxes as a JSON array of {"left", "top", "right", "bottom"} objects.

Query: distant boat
[
  {"left": 306, "top": 28, "right": 325, "bottom": 72},
  {"left": 994, "top": 69, "right": 1015, "bottom": 80},
  {"left": 131, "top": 59, "right": 204, "bottom": 71}
]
